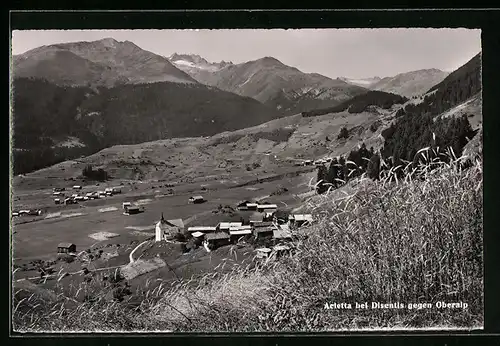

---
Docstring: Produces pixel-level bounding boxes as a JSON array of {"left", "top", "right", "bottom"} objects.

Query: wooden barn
[
  {"left": 257, "top": 204, "right": 278, "bottom": 212},
  {"left": 253, "top": 226, "right": 274, "bottom": 239},
  {"left": 189, "top": 195, "right": 206, "bottom": 204},
  {"left": 229, "top": 225, "right": 252, "bottom": 243},
  {"left": 204, "top": 232, "right": 230, "bottom": 249},
  {"left": 124, "top": 205, "right": 142, "bottom": 215},
  {"left": 289, "top": 214, "right": 313, "bottom": 228},
  {"left": 217, "top": 222, "right": 243, "bottom": 233},
  {"left": 57, "top": 242, "right": 76, "bottom": 254},
  {"left": 237, "top": 201, "right": 258, "bottom": 211},
  {"left": 187, "top": 226, "right": 217, "bottom": 233}
]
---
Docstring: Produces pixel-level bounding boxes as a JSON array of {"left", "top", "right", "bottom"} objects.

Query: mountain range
[
  {"left": 13, "top": 38, "right": 197, "bottom": 87},
  {"left": 339, "top": 69, "right": 449, "bottom": 98},
  {"left": 11, "top": 37, "right": 480, "bottom": 175},
  {"left": 168, "top": 54, "right": 369, "bottom": 115}
]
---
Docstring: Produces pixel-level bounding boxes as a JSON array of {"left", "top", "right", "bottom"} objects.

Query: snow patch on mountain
[
  {"left": 339, "top": 76, "right": 382, "bottom": 88},
  {"left": 169, "top": 53, "right": 233, "bottom": 73}
]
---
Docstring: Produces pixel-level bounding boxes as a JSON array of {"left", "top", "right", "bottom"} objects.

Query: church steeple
[{"left": 161, "top": 212, "right": 165, "bottom": 222}]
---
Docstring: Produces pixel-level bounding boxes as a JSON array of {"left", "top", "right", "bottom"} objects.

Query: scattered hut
[
  {"left": 237, "top": 201, "right": 258, "bottom": 211},
  {"left": 124, "top": 205, "right": 142, "bottom": 215},
  {"left": 189, "top": 195, "right": 206, "bottom": 204},
  {"left": 257, "top": 204, "right": 278, "bottom": 212},
  {"left": 57, "top": 242, "right": 76, "bottom": 254},
  {"left": 237, "top": 201, "right": 252, "bottom": 211},
  {"left": 289, "top": 214, "right": 313, "bottom": 227}
]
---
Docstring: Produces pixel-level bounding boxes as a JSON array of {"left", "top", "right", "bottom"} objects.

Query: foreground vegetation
[{"left": 13, "top": 153, "right": 483, "bottom": 332}]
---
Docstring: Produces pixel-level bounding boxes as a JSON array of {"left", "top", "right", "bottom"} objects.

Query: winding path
[{"left": 128, "top": 240, "right": 150, "bottom": 263}]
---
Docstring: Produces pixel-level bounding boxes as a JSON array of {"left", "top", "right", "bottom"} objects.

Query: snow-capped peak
[{"left": 169, "top": 53, "right": 233, "bottom": 72}]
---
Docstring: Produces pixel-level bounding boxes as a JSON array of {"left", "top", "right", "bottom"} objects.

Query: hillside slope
[
  {"left": 371, "top": 69, "right": 449, "bottom": 98},
  {"left": 14, "top": 98, "right": 399, "bottom": 189},
  {"left": 13, "top": 38, "right": 197, "bottom": 87},
  {"left": 169, "top": 54, "right": 369, "bottom": 115},
  {"left": 12, "top": 78, "right": 283, "bottom": 174},
  {"left": 396, "top": 53, "right": 481, "bottom": 117},
  {"left": 301, "top": 90, "right": 408, "bottom": 117}
]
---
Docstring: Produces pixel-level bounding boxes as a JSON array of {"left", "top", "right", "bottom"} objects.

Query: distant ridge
[
  {"left": 169, "top": 53, "right": 369, "bottom": 115},
  {"left": 13, "top": 38, "right": 197, "bottom": 87}
]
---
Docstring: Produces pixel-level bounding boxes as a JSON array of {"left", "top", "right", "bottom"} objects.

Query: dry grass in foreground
[{"left": 13, "top": 154, "right": 483, "bottom": 332}]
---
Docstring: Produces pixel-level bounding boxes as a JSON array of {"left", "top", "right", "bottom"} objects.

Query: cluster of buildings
[
  {"left": 294, "top": 157, "right": 333, "bottom": 167},
  {"left": 11, "top": 209, "right": 42, "bottom": 218},
  {"left": 155, "top": 199, "right": 313, "bottom": 251},
  {"left": 12, "top": 185, "right": 124, "bottom": 218},
  {"left": 52, "top": 186, "right": 122, "bottom": 205}
]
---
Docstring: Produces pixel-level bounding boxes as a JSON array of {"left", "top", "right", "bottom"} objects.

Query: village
[
  {"left": 46, "top": 191, "right": 314, "bottom": 259},
  {"left": 11, "top": 161, "right": 317, "bottom": 291},
  {"left": 155, "top": 198, "right": 313, "bottom": 258}
]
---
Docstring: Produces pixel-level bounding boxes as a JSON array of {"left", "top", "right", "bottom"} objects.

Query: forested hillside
[
  {"left": 396, "top": 53, "right": 481, "bottom": 117},
  {"left": 11, "top": 78, "right": 283, "bottom": 174},
  {"left": 301, "top": 90, "right": 408, "bottom": 117},
  {"left": 316, "top": 53, "right": 481, "bottom": 192}
]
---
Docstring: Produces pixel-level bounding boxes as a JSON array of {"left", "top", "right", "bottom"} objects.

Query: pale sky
[{"left": 11, "top": 29, "right": 481, "bottom": 79}]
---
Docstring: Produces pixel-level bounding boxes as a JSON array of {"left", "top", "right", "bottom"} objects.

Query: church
[{"left": 155, "top": 213, "right": 185, "bottom": 241}]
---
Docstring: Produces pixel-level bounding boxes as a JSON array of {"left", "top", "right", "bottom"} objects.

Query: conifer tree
[
  {"left": 316, "top": 165, "right": 328, "bottom": 194},
  {"left": 367, "top": 153, "right": 381, "bottom": 180},
  {"left": 327, "top": 158, "right": 339, "bottom": 188}
]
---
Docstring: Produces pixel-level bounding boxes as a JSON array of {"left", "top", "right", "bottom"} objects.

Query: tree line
[
  {"left": 316, "top": 53, "right": 481, "bottom": 193},
  {"left": 316, "top": 113, "right": 477, "bottom": 194},
  {"left": 302, "top": 91, "right": 408, "bottom": 118},
  {"left": 396, "top": 53, "right": 481, "bottom": 118}
]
